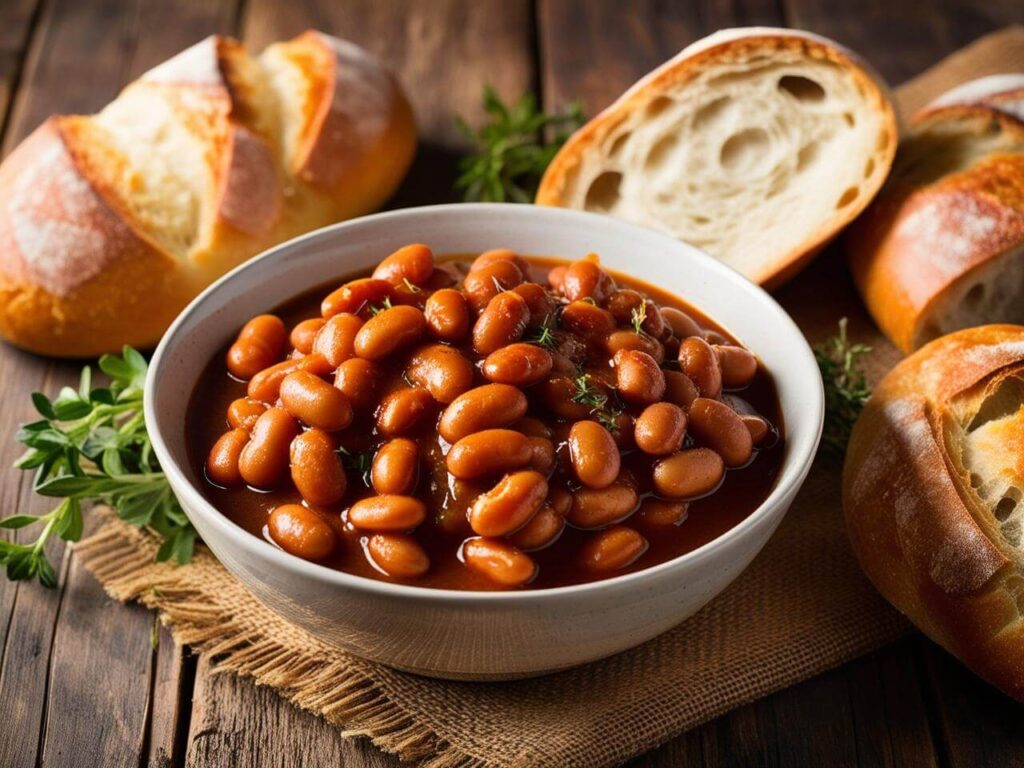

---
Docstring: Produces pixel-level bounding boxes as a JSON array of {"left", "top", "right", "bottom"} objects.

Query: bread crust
[
  {"left": 0, "top": 31, "right": 416, "bottom": 358},
  {"left": 844, "top": 325, "right": 1024, "bottom": 700},
  {"left": 535, "top": 27, "right": 898, "bottom": 289},
  {"left": 847, "top": 106, "right": 1024, "bottom": 352}
]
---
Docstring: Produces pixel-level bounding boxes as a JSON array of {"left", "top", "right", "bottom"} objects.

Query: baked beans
[{"left": 192, "top": 248, "right": 782, "bottom": 590}]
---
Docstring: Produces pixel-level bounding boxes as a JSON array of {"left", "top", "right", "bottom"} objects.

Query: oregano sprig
[
  {"left": 0, "top": 347, "right": 196, "bottom": 587},
  {"left": 814, "top": 318, "right": 873, "bottom": 459}
]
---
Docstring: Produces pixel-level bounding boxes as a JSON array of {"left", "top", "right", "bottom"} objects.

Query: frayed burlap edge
[{"left": 75, "top": 511, "right": 481, "bottom": 768}]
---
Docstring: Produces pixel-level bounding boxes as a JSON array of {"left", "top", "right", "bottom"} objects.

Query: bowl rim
[{"left": 146, "top": 202, "right": 824, "bottom": 604}]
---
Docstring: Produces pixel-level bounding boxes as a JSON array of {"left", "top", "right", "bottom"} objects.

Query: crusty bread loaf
[
  {"left": 0, "top": 31, "right": 416, "bottom": 357},
  {"left": 843, "top": 325, "right": 1024, "bottom": 700},
  {"left": 535, "top": 28, "right": 897, "bottom": 288},
  {"left": 847, "top": 78, "right": 1024, "bottom": 353}
]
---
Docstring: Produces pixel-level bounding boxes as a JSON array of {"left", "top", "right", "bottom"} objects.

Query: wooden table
[{"left": 1, "top": 1, "right": 1022, "bottom": 766}]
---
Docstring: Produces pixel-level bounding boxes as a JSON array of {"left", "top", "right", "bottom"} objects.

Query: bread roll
[
  {"left": 847, "top": 79, "right": 1024, "bottom": 353},
  {"left": 535, "top": 27, "right": 897, "bottom": 288},
  {"left": 0, "top": 31, "right": 416, "bottom": 357},
  {"left": 844, "top": 325, "right": 1024, "bottom": 700}
]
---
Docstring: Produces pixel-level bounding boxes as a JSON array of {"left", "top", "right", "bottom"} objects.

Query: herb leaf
[
  {"left": 2, "top": 348, "right": 197, "bottom": 586},
  {"left": 454, "top": 85, "right": 585, "bottom": 203},
  {"left": 814, "top": 318, "right": 872, "bottom": 459}
]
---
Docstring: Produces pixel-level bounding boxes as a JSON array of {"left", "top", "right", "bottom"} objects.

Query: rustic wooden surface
[{"left": 0, "top": 1, "right": 1022, "bottom": 766}]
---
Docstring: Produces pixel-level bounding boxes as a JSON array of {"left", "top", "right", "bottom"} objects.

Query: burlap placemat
[{"left": 77, "top": 27, "right": 1024, "bottom": 768}]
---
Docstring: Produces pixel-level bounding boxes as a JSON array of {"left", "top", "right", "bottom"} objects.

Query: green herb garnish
[
  {"left": 571, "top": 374, "right": 608, "bottom": 410},
  {"left": 339, "top": 446, "right": 374, "bottom": 482},
  {"left": 454, "top": 85, "right": 585, "bottom": 203},
  {"left": 596, "top": 408, "right": 623, "bottom": 433},
  {"left": 630, "top": 302, "right": 647, "bottom": 335},
  {"left": 400, "top": 277, "right": 421, "bottom": 294},
  {"left": 527, "top": 323, "right": 558, "bottom": 351},
  {"left": 368, "top": 297, "right": 394, "bottom": 316},
  {"left": 814, "top": 318, "right": 872, "bottom": 459},
  {"left": 1, "top": 348, "right": 195, "bottom": 587}
]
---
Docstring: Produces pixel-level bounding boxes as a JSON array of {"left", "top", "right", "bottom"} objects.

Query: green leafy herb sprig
[
  {"left": 455, "top": 85, "right": 585, "bottom": 203},
  {"left": 0, "top": 348, "right": 195, "bottom": 587},
  {"left": 572, "top": 374, "right": 623, "bottom": 433},
  {"left": 814, "top": 319, "right": 873, "bottom": 459}
]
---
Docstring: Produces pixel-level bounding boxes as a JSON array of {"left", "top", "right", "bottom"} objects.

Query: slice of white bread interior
[{"left": 536, "top": 28, "right": 898, "bottom": 288}]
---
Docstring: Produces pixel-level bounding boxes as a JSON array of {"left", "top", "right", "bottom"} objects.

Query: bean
[
  {"left": 512, "top": 416, "right": 553, "bottom": 440},
  {"left": 372, "top": 243, "right": 434, "bottom": 285},
  {"left": 742, "top": 414, "right": 772, "bottom": 445},
  {"left": 406, "top": 344, "right": 474, "bottom": 404},
  {"left": 511, "top": 282, "right": 556, "bottom": 327},
  {"left": 226, "top": 315, "right": 287, "bottom": 380},
  {"left": 568, "top": 421, "right": 620, "bottom": 489},
  {"left": 715, "top": 345, "right": 758, "bottom": 389},
  {"left": 377, "top": 387, "right": 435, "bottom": 437},
  {"left": 536, "top": 376, "right": 600, "bottom": 420},
  {"left": 312, "top": 313, "right": 363, "bottom": 367},
  {"left": 321, "top": 278, "right": 395, "bottom": 318},
  {"left": 705, "top": 330, "right": 728, "bottom": 345},
  {"left": 560, "top": 301, "right": 616, "bottom": 337},
  {"left": 548, "top": 265, "right": 567, "bottom": 291},
  {"left": 528, "top": 437, "right": 556, "bottom": 475},
  {"left": 333, "top": 358, "right": 380, "bottom": 409},
  {"left": 446, "top": 429, "right": 533, "bottom": 479},
  {"left": 637, "top": 498, "right": 689, "bottom": 528},
  {"left": 470, "top": 248, "right": 530, "bottom": 276},
  {"left": 634, "top": 402, "right": 687, "bottom": 455},
  {"left": 579, "top": 526, "right": 648, "bottom": 572},
  {"left": 348, "top": 495, "right": 426, "bottom": 531},
  {"left": 677, "top": 337, "right": 722, "bottom": 399},
  {"left": 607, "top": 411, "right": 636, "bottom": 451},
  {"left": 606, "top": 288, "right": 644, "bottom": 325},
  {"left": 548, "top": 487, "right": 573, "bottom": 516},
  {"left": 472, "top": 291, "right": 530, "bottom": 355},
  {"left": 639, "top": 300, "right": 669, "bottom": 339},
  {"left": 562, "top": 260, "right": 611, "bottom": 303},
  {"left": 613, "top": 349, "right": 666, "bottom": 404},
  {"left": 371, "top": 438, "right": 419, "bottom": 495},
  {"left": 366, "top": 534, "right": 429, "bottom": 578},
  {"left": 424, "top": 267, "right": 457, "bottom": 290},
  {"left": 268, "top": 504, "right": 338, "bottom": 561},
  {"left": 238, "top": 407, "right": 300, "bottom": 488},
  {"left": 469, "top": 470, "right": 548, "bottom": 537},
  {"left": 279, "top": 370, "right": 353, "bottom": 431},
  {"left": 289, "top": 318, "right": 325, "bottom": 355},
  {"left": 482, "top": 343, "right": 552, "bottom": 386},
  {"left": 424, "top": 288, "right": 470, "bottom": 343},
  {"left": 290, "top": 429, "right": 347, "bottom": 506},
  {"left": 439, "top": 384, "right": 528, "bottom": 442},
  {"left": 206, "top": 429, "right": 249, "bottom": 486},
  {"left": 661, "top": 307, "right": 705, "bottom": 339},
  {"left": 568, "top": 476, "right": 639, "bottom": 528},
  {"left": 247, "top": 353, "right": 332, "bottom": 403},
  {"left": 664, "top": 370, "right": 700, "bottom": 409},
  {"left": 463, "top": 260, "right": 524, "bottom": 311},
  {"left": 653, "top": 448, "right": 725, "bottom": 499},
  {"left": 549, "top": 351, "right": 578, "bottom": 376},
  {"left": 508, "top": 503, "right": 565, "bottom": 551},
  {"left": 688, "top": 397, "right": 753, "bottom": 467},
  {"left": 604, "top": 330, "right": 665, "bottom": 363},
  {"left": 226, "top": 398, "right": 267, "bottom": 432},
  {"left": 462, "top": 538, "right": 536, "bottom": 587},
  {"left": 355, "top": 305, "right": 426, "bottom": 360}
]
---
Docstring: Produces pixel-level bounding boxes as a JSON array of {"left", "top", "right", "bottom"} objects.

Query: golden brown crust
[
  {"left": 536, "top": 28, "right": 898, "bottom": 289},
  {"left": 846, "top": 106, "right": 1024, "bottom": 353},
  {"left": 0, "top": 31, "right": 416, "bottom": 358},
  {"left": 844, "top": 325, "right": 1024, "bottom": 699}
]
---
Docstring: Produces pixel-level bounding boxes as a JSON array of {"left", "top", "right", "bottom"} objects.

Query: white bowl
[{"left": 146, "top": 203, "right": 823, "bottom": 680}]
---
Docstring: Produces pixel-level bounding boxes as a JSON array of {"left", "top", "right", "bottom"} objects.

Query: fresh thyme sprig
[
  {"left": 570, "top": 374, "right": 622, "bottom": 432},
  {"left": 1, "top": 348, "right": 196, "bottom": 587},
  {"left": 630, "top": 303, "right": 647, "bottom": 335},
  {"left": 339, "top": 446, "right": 374, "bottom": 485},
  {"left": 814, "top": 318, "right": 873, "bottom": 459},
  {"left": 454, "top": 85, "right": 585, "bottom": 203},
  {"left": 368, "top": 297, "right": 394, "bottom": 316}
]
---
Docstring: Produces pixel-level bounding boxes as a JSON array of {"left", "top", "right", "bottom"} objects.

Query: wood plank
[
  {"left": 147, "top": 625, "right": 193, "bottom": 768},
  {"left": 243, "top": 0, "right": 535, "bottom": 206},
  {"left": 185, "top": 655, "right": 400, "bottom": 768},
  {"left": 0, "top": 2, "right": 241, "bottom": 768},
  {"left": 920, "top": 637, "right": 1024, "bottom": 768},
  {"left": 0, "top": 0, "right": 40, "bottom": 139},
  {"left": 783, "top": 0, "right": 1024, "bottom": 85}
]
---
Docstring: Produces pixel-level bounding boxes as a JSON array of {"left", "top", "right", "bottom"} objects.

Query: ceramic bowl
[{"left": 146, "top": 203, "right": 823, "bottom": 680}]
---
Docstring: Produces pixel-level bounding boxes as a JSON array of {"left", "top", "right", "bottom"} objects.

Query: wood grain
[{"left": 0, "top": 2, "right": 240, "bottom": 768}]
